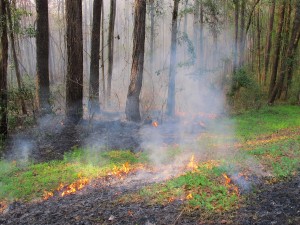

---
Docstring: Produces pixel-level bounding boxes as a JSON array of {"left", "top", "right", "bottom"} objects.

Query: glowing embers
[
  {"left": 112, "top": 162, "right": 131, "bottom": 177},
  {"left": 152, "top": 121, "right": 159, "bottom": 127},
  {"left": 187, "top": 154, "right": 198, "bottom": 171}
]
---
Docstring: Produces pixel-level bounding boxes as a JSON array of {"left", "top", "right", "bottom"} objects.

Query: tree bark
[
  {"left": 89, "top": 0, "right": 102, "bottom": 114},
  {"left": 7, "top": 2, "right": 27, "bottom": 114},
  {"left": 66, "top": 0, "right": 83, "bottom": 123},
  {"left": 150, "top": 0, "right": 155, "bottom": 73},
  {"left": 239, "top": 0, "right": 245, "bottom": 66},
  {"left": 166, "top": 0, "right": 179, "bottom": 117},
  {"left": 0, "top": 0, "right": 8, "bottom": 137},
  {"left": 233, "top": 0, "right": 239, "bottom": 72},
  {"left": 269, "top": 0, "right": 300, "bottom": 104},
  {"left": 106, "top": 0, "right": 116, "bottom": 106},
  {"left": 125, "top": 0, "right": 146, "bottom": 122},
  {"left": 256, "top": 7, "right": 261, "bottom": 83},
  {"left": 268, "top": 2, "right": 286, "bottom": 98},
  {"left": 36, "top": 0, "right": 50, "bottom": 114},
  {"left": 263, "top": 0, "right": 275, "bottom": 85},
  {"left": 193, "top": 0, "right": 199, "bottom": 59}
]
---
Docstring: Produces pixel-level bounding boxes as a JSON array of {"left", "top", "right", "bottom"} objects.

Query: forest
[{"left": 0, "top": 0, "right": 299, "bottom": 224}]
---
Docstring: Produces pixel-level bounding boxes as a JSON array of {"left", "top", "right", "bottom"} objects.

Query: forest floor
[{"left": 0, "top": 105, "right": 300, "bottom": 224}]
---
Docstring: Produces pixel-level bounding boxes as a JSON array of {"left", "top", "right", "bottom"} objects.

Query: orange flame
[
  {"left": 112, "top": 162, "right": 131, "bottom": 177},
  {"left": 43, "top": 191, "right": 54, "bottom": 200},
  {"left": 152, "top": 121, "right": 159, "bottom": 127},
  {"left": 186, "top": 193, "right": 193, "bottom": 200},
  {"left": 61, "top": 177, "right": 89, "bottom": 197},
  {"left": 223, "top": 173, "right": 231, "bottom": 185},
  {"left": 187, "top": 155, "right": 198, "bottom": 170}
]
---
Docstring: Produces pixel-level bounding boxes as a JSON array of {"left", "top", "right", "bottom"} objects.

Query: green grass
[
  {"left": 233, "top": 105, "right": 300, "bottom": 140},
  {"left": 246, "top": 137, "right": 300, "bottom": 179},
  {"left": 0, "top": 149, "right": 144, "bottom": 202},
  {"left": 119, "top": 166, "right": 240, "bottom": 213}
]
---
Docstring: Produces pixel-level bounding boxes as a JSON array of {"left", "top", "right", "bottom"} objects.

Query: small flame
[
  {"left": 152, "top": 121, "right": 159, "bottom": 127},
  {"left": 61, "top": 177, "right": 89, "bottom": 197},
  {"left": 223, "top": 173, "right": 231, "bottom": 185},
  {"left": 186, "top": 193, "right": 193, "bottom": 200},
  {"left": 187, "top": 155, "right": 198, "bottom": 170},
  {"left": 43, "top": 191, "right": 54, "bottom": 200},
  {"left": 112, "top": 162, "right": 131, "bottom": 177}
]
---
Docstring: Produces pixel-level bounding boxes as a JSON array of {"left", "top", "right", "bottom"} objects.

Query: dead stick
[{"left": 173, "top": 209, "right": 184, "bottom": 225}]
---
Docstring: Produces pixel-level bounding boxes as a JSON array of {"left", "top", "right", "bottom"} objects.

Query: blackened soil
[
  {"left": 235, "top": 175, "right": 300, "bottom": 225},
  {"left": 1, "top": 174, "right": 299, "bottom": 225}
]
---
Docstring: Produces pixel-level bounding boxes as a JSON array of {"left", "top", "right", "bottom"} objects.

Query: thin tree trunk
[
  {"left": 239, "top": 0, "right": 245, "bottom": 66},
  {"left": 101, "top": 1, "right": 105, "bottom": 105},
  {"left": 0, "top": 0, "right": 8, "bottom": 137},
  {"left": 199, "top": 0, "right": 204, "bottom": 68},
  {"left": 89, "top": 0, "right": 102, "bottom": 114},
  {"left": 263, "top": 0, "right": 275, "bottom": 85},
  {"left": 233, "top": 0, "right": 239, "bottom": 72},
  {"left": 183, "top": 0, "right": 188, "bottom": 33},
  {"left": 35, "top": 0, "right": 50, "bottom": 114},
  {"left": 193, "top": 0, "right": 199, "bottom": 59},
  {"left": 269, "top": 0, "right": 300, "bottom": 103},
  {"left": 106, "top": 0, "right": 116, "bottom": 106},
  {"left": 66, "top": 0, "right": 83, "bottom": 123},
  {"left": 257, "top": 7, "right": 261, "bottom": 83},
  {"left": 7, "top": 2, "right": 27, "bottom": 114},
  {"left": 167, "top": 0, "right": 179, "bottom": 117},
  {"left": 268, "top": 2, "right": 286, "bottom": 99},
  {"left": 125, "top": 0, "right": 146, "bottom": 122},
  {"left": 150, "top": 0, "right": 155, "bottom": 73}
]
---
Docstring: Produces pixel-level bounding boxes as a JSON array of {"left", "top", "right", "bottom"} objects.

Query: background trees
[{"left": 0, "top": 0, "right": 299, "bottom": 135}]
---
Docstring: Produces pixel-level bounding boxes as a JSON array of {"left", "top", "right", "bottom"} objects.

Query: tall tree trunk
[
  {"left": 263, "top": 0, "right": 275, "bottom": 85},
  {"left": 256, "top": 7, "right": 261, "bottom": 83},
  {"left": 268, "top": 2, "right": 286, "bottom": 98},
  {"left": 269, "top": 0, "right": 300, "bottom": 104},
  {"left": 66, "top": 0, "right": 83, "bottom": 123},
  {"left": 233, "top": 0, "right": 239, "bottom": 72},
  {"left": 89, "top": 0, "right": 102, "bottom": 114},
  {"left": 0, "top": 0, "right": 8, "bottom": 137},
  {"left": 150, "top": 0, "right": 155, "bottom": 73},
  {"left": 239, "top": 0, "right": 245, "bottom": 66},
  {"left": 36, "top": 0, "right": 50, "bottom": 114},
  {"left": 101, "top": 1, "right": 105, "bottom": 105},
  {"left": 183, "top": 0, "right": 188, "bottom": 33},
  {"left": 199, "top": 0, "right": 204, "bottom": 68},
  {"left": 166, "top": 0, "right": 179, "bottom": 117},
  {"left": 125, "top": 0, "right": 146, "bottom": 122},
  {"left": 106, "top": 0, "right": 116, "bottom": 106},
  {"left": 193, "top": 0, "right": 199, "bottom": 59},
  {"left": 7, "top": 2, "right": 27, "bottom": 114}
]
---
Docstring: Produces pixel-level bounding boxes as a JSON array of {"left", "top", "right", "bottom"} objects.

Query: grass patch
[
  {"left": 119, "top": 166, "right": 240, "bottom": 213},
  {"left": 233, "top": 105, "right": 300, "bottom": 141},
  {"left": 246, "top": 137, "right": 300, "bottom": 179},
  {"left": 0, "top": 149, "right": 145, "bottom": 202}
]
